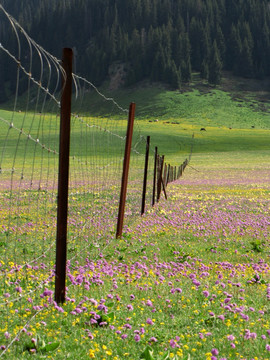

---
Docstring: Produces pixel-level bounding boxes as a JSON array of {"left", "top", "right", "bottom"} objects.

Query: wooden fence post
[
  {"left": 116, "top": 102, "right": 136, "bottom": 239},
  {"left": 55, "top": 48, "right": 73, "bottom": 304},
  {"left": 161, "top": 172, "right": 167, "bottom": 200},
  {"left": 157, "top": 155, "right": 164, "bottom": 202},
  {"left": 141, "top": 136, "right": 150, "bottom": 215},
  {"left": 183, "top": 159, "right": 188, "bottom": 171},
  {"left": 166, "top": 164, "right": 170, "bottom": 185},
  {"left": 163, "top": 164, "right": 167, "bottom": 187}
]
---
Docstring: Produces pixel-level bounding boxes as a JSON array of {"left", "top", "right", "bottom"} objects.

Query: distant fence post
[
  {"left": 180, "top": 163, "right": 183, "bottom": 177},
  {"left": 183, "top": 159, "right": 188, "bottom": 171},
  {"left": 156, "top": 154, "right": 161, "bottom": 202},
  {"left": 55, "top": 48, "right": 73, "bottom": 304},
  {"left": 116, "top": 102, "right": 136, "bottom": 239},
  {"left": 157, "top": 155, "right": 164, "bottom": 202},
  {"left": 152, "top": 146, "right": 158, "bottom": 206},
  {"left": 166, "top": 164, "right": 170, "bottom": 185},
  {"left": 171, "top": 166, "right": 174, "bottom": 182},
  {"left": 163, "top": 163, "right": 167, "bottom": 187},
  {"left": 161, "top": 171, "right": 167, "bottom": 200},
  {"left": 141, "top": 136, "right": 150, "bottom": 215}
]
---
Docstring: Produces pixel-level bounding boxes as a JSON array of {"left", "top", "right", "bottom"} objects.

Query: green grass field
[{"left": 1, "top": 77, "right": 270, "bottom": 359}]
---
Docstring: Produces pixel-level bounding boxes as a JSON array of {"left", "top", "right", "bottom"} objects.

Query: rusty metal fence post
[
  {"left": 116, "top": 103, "right": 136, "bottom": 239},
  {"left": 55, "top": 48, "right": 73, "bottom": 304},
  {"left": 152, "top": 146, "right": 158, "bottom": 206},
  {"left": 141, "top": 136, "right": 150, "bottom": 215},
  {"left": 157, "top": 155, "right": 164, "bottom": 202}
]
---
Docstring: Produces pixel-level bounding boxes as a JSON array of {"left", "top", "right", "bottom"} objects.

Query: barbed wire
[
  {"left": 73, "top": 74, "right": 129, "bottom": 114},
  {"left": 0, "top": 44, "right": 61, "bottom": 108},
  {"left": 0, "top": 116, "right": 58, "bottom": 154}
]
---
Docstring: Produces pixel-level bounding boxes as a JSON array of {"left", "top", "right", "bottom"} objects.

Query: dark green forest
[{"left": 1, "top": 0, "right": 270, "bottom": 100}]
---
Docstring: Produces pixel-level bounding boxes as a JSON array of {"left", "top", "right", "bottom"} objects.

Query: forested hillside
[{"left": 1, "top": 0, "right": 270, "bottom": 100}]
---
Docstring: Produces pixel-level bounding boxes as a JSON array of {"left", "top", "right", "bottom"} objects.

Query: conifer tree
[
  {"left": 201, "top": 22, "right": 211, "bottom": 70},
  {"left": 208, "top": 40, "right": 222, "bottom": 85},
  {"left": 150, "top": 45, "right": 166, "bottom": 83},
  {"left": 189, "top": 18, "right": 203, "bottom": 70},
  {"left": 167, "top": 60, "right": 181, "bottom": 89},
  {"left": 238, "top": 38, "right": 253, "bottom": 78},
  {"left": 200, "top": 58, "right": 209, "bottom": 80},
  {"left": 180, "top": 33, "right": 192, "bottom": 83},
  {"left": 227, "top": 24, "right": 242, "bottom": 74},
  {"left": 215, "top": 24, "right": 226, "bottom": 62},
  {"left": 129, "top": 29, "right": 143, "bottom": 81}
]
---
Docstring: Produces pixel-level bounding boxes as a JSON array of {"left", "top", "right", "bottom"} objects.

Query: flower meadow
[{"left": 1, "top": 151, "right": 270, "bottom": 360}]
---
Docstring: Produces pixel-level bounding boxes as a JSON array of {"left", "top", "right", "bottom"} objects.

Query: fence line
[{"left": 0, "top": 4, "right": 194, "bottom": 355}]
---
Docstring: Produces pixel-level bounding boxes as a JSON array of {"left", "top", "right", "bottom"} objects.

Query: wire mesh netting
[{"left": 0, "top": 5, "right": 154, "bottom": 356}]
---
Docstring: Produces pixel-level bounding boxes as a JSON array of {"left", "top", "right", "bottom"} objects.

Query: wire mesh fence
[{"left": 0, "top": 5, "right": 191, "bottom": 356}]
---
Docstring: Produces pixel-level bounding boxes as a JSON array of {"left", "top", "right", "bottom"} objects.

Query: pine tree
[
  {"left": 201, "top": 22, "right": 211, "bottom": 70},
  {"left": 253, "top": 20, "right": 270, "bottom": 78},
  {"left": 128, "top": 29, "right": 143, "bottom": 81},
  {"left": 215, "top": 24, "right": 226, "bottom": 63},
  {"left": 150, "top": 45, "right": 166, "bottom": 82},
  {"left": 189, "top": 18, "right": 203, "bottom": 70},
  {"left": 180, "top": 33, "right": 192, "bottom": 83},
  {"left": 167, "top": 60, "right": 181, "bottom": 89},
  {"left": 200, "top": 58, "right": 209, "bottom": 80},
  {"left": 227, "top": 24, "right": 242, "bottom": 73},
  {"left": 238, "top": 38, "right": 253, "bottom": 78},
  {"left": 208, "top": 40, "right": 222, "bottom": 85}
]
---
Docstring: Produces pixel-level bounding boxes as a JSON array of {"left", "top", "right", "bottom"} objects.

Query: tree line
[{"left": 0, "top": 0, "right": 270, "bottom": 101}]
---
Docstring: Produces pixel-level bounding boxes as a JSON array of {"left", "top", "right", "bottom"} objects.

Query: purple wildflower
[
  {"left": 4, "top": 332, "right": 10, "bottom": 339},
  {"left": 169, "top": 339, "right": 177, "bottom": 348}
]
